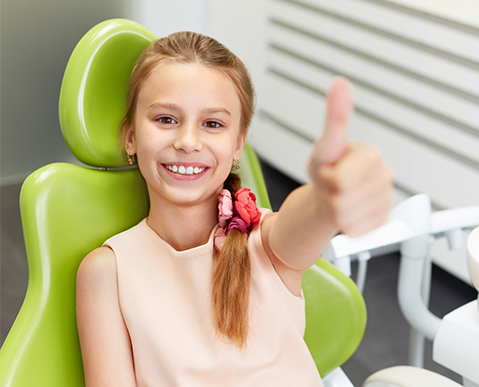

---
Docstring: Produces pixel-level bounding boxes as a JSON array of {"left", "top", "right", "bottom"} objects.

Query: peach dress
[{"left": 104, "top": 211, "right": 322, "bottom": 386}]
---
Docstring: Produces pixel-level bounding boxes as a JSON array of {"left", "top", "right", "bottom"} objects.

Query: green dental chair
[{"left": 0, "top": 19, "right": 366, "bottom": 386}]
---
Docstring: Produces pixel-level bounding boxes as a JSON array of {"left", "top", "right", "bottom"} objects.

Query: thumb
[{"left": 311, "top": 77, "right": 354, "bottom": 166}]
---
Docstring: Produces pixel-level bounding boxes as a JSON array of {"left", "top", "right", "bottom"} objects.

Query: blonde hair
[{"left": 122, "top": 32, "right": 256, "bottom": 348}]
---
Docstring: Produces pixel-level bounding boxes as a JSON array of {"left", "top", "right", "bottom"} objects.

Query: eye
[
  {"left": 203, "top": 121, "right": 222, "bottom": 129},
  {"left": 156, "top": 116, "right": 177, "bottom": 125}
]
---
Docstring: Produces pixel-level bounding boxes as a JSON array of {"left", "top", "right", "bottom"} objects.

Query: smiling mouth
[{"left": 165, "top": 165, "right": 206, "bottom": 175}]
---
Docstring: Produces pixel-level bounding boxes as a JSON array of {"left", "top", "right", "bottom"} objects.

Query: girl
[{"left": 76, "top": 31, "right": 393, "bottom": 386}]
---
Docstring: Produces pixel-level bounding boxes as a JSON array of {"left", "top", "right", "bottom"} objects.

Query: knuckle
[
  {"left": 358, "top": 144, "right": 382, "bottom": 169},
  {"left": 320, "top": 169, "right": 345, "bottom": 193},
  {"left": 332, "top": 170, "right": 350, "bottom": 193}
]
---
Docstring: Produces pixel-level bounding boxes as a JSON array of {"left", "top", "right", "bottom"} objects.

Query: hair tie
[
  {"left": 214, "top": 188, "right": 261, "bottom": 252},
  {"left": 227, "top": 217, "right": 248, "bottom": 234}
]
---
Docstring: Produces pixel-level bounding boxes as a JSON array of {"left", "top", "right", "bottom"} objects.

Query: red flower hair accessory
[
  {"left": 214, "top": 187, "right": 261, "bottom": 252},
  {"left": 234, "top": 188, "right": 261, "bottom": 230}
]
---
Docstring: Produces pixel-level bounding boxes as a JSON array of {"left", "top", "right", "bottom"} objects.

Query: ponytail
[{"left": 212, "top": 173, "right": 251, "bottom": 348}]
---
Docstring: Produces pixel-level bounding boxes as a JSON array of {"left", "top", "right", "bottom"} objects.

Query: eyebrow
[
  {"left": 148, "top": 102, "right": 231, "bottom": 116},
  {"left": 202, "top": 107, "right": 231, "bottom": 116},
  {"left": 148, "top": 102, "right": 180, "bottom": 112}
]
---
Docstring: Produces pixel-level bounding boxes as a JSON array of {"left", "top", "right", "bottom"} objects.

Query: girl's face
[{"left": 126, "top": 62, "right": 245, "bottom": 207}]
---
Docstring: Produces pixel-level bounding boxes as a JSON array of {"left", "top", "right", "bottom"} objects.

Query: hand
[{"left": 307, "top": 77, "right": 394, "bottom": 237}]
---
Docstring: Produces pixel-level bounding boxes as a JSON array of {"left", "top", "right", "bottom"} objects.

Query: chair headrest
[{"left": 59, "top": 19, "right": 157, "bottom": 167}]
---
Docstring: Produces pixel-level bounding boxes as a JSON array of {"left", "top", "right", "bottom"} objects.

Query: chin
[{"left": 163, "top": 186, "right": 222, "bottom": 207}]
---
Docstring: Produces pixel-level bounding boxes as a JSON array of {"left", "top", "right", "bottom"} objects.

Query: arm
[
  {"left": 264, "top": 78, "right": 394, "bottom": 291},
  {"left": 76, "top": 247, "right": 136, "bottom": 386}
]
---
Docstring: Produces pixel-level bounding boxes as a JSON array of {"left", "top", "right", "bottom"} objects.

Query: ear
[
  {"left": 124, "top": 127, "right": 137, "bottom": 155},
  {"left": 233, "top": 131, "right": 246, "bottom": 160}
]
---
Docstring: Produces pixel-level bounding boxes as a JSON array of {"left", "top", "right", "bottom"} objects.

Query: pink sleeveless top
[{"left": 104, "top": 211, "right": 322, "bottom": 386}]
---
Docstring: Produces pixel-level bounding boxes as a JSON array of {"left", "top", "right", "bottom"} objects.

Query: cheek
[
  {"left": 216, "top": 140, "right": 237, "bottom": 164},
  {"left": 134, "top": 132, "right": 160, "bottom": 172},
  {"left": 135, "top": 125, "right": 163, "bottom": 155},
  {"left": 210, "top": 145, "right": 235, "bottom": 183}
]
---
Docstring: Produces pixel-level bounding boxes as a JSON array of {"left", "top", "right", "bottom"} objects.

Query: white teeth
[{"left": 166, "top": 165, "right": 205, "bottom": 175}]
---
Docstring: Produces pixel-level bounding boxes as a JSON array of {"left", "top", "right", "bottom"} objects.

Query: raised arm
[{"left": 264, "top": 78, "right": 394, "bottom": 285}]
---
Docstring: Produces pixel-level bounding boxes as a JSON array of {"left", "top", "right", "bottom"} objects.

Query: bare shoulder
[
  {"left": 260, "top": 213, "right": 304, "bottom": 297},
  {"left": 76, "top": 246, "right": 119, "bottom": 317},
  {"left": 76, "top": 247, "right": 118, "bottom": 314},
  {"left": 79, "top": 246, "right": 116, "bottom": 273},
  {"left": 77, "top": 246, "right": 117, "bottom": 287}
]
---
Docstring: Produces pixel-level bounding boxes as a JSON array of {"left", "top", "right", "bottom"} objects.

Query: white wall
[
  {"left": 129, "top": 0, "right": 208, "bottom": 38},
  {"left": 247, "top": 0, "right": 479, "bottom": 282},
  {"left": 250, "top": 0, "right": 479, "bottom": 209},
  {"left": 206, "top": 0, "right": 268, "bottom": 100},
  {"left": 385, "top": 0, "right": 479, "bottom": 28}
]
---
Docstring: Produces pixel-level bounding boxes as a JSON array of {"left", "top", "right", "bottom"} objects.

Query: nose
[{"left": 173, "top": 123, "right": 203, "bottom": 153}]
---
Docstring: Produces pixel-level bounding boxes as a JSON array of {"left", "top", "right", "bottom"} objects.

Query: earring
[
  {"left": 232, "top": 159, "right": 240, "bottom": 171},
  {"left": 126, "top": 148, "right": 136, "bottom": 165}
]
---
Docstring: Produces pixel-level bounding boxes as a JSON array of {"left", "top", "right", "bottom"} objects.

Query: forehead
[{"left": 137, "top": 62, "right": 241, "bottom": 115}]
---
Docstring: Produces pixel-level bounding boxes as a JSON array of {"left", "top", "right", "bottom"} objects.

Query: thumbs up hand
[{"left": 308, "top": 77, "right": 394, "bottom": 237}]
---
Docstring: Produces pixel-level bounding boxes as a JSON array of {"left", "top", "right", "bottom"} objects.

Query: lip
[{"left": 160, "top": 162, "right": 210, "bottom": 181}]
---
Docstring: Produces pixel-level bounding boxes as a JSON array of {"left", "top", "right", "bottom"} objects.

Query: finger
[
  {"left": 312, "top": 77, "right": 354, "bottom": 166},
  {"left": 342, "top": 197, "right": 393, "bottom": 238},
  {"left": 334, "top": 144, "right": 383, "bottom": 192},
  {"left": 336, "top": 170, "right": 394, "bottom": 236},
  {"left": 316, "top": 143, "right": 375, "bottom": 193}
]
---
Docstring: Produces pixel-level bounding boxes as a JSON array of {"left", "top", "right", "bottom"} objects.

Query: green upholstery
[
  {"left": 0, "top": 19, "right": 366, "bottom": 386},
  {"left": 59, "top": 19, "right": 157, "bottom": 167},
  {"left": 0, "top": 165, "right": 148, "bottom": 386},
  {"left": 303, "top": 259, "right": 366, "bottom": 377},
  {"left": 239, "top": 143, "right": 271, "bottom": 210}
]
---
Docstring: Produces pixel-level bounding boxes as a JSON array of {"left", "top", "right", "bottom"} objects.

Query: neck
[{"left": 146, "top": 195, "right": 219, "bottom": 251}]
